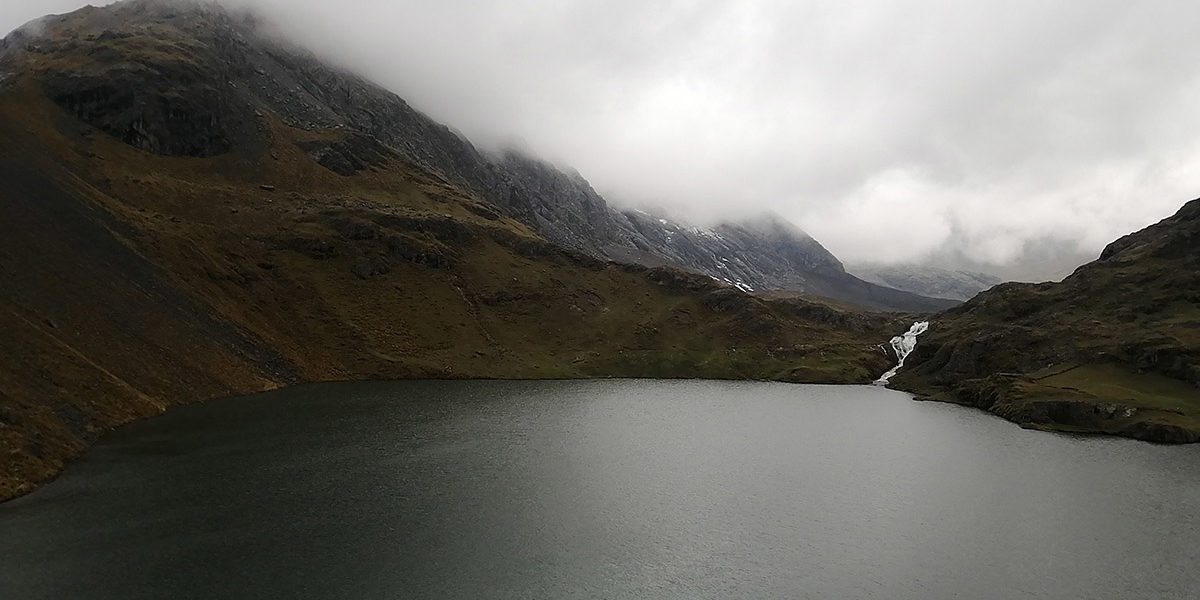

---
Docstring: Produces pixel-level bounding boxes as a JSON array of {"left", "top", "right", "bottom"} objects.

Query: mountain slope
[
  {"left": 2, "top": 0, "right": 950, "bottom": 312},
  {"left": 496, "top": 153, "right": 956, "bottom": 311},
  {"left": 893, "top": 199, "right": 1200, "bottom": 441},
  {"left": 0, "top": 1, "right": 908, "bottom": 500}
]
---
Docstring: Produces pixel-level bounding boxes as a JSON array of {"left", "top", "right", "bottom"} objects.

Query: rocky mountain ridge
[{"left": 2, "top": 0, "right": 951, "bottom": 312}]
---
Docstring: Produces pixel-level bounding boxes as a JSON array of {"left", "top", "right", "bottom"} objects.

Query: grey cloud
[
  {"left": 0, "top": 1, "right": 109, "bottom": 35},
  {"left": 3, "top": 0, "right": 1197, "bottom": 280}
]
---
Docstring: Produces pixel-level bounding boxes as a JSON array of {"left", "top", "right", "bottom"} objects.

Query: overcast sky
[{"left": 4, "top": 1, "right": 1198, "bottom": 278}]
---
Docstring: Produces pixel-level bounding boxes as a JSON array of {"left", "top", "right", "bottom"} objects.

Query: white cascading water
[{"left": 874, "top": 321, "right": 929, "bottom": 384}]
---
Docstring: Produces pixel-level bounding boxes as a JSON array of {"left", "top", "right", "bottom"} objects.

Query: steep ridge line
[{"left": 0, "top": 0, "right": 953, "bottom": 312}]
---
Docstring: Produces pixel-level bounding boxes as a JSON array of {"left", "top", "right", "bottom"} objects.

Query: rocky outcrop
[{"left": 297, "top": 133, "right": 395, "bottom": 176}]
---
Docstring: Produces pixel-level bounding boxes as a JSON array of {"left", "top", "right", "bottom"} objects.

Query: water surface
[{"left": 2, "top": 380, "right": 1197, "bottom": 599}]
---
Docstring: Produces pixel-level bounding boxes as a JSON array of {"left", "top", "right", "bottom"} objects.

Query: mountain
[
  {"left": 492, "top": 152, "right": 956, "bottom": 311},
  {"left": 893, "top": 199, "right": 1200, "bottom": 442},
  {"left": 3, "top": 0, "right": 949, "bottom": 312},
  {"left": 0, "top": 0, "right": 912, "bottom": 500},
  {"left": 917, "top": 238, "right": 1099, "bottom": 284},
  {"left": 849, "top": 265, "right": 1003, "bottom": 301}
]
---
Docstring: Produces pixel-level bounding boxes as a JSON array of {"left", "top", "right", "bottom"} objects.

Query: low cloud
[
  {"left": 0, "top": 1, "right": 104, "bottom": 36},
  {"left": 4, "top": 0, "right": 1198, "bottom": 279}
]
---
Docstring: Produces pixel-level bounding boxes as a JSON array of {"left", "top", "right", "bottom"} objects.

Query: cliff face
[
  {"left": 3, "top": 0, "right": 950, "bottom": 312},
  {"left": 0, "top": 0, "right": 909, "bottom": 501},
  {"left": 893, "top": 199, "right": 1200, "bottom": 441}
]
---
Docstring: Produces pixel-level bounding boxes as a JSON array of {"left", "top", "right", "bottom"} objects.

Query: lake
[{"left": 1, "top": 380, "right": 1197, "bottom": 599}]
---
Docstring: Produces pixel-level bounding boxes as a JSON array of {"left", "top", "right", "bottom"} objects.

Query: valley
[{"left": 0, "top": 0, "right": 1197, "bottom": 504}]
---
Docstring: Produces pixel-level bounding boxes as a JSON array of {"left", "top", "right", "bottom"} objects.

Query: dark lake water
[{"left": 2, "top": 380, "right": 1198, "bottom": 599}]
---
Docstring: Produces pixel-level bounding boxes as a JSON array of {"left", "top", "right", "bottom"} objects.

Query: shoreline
[{"left": 899, "top": 385, "right": 1200, "bottom": 445}]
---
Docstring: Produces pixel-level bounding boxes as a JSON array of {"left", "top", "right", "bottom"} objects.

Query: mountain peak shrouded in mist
[
  {"left": 4, "top": 0, "right": 1197, "bottom": 281},
  {"left": 2, "top": 0, "right": 954, "bottom": 310}
]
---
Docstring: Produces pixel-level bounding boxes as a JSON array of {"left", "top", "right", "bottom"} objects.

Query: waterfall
[{"left": 874, "top": 321, "right": 929, "bottom": 384}]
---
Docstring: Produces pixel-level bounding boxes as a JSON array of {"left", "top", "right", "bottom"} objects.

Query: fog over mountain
[{"left": 4, "top": 0, "right": 1197, "bottom": 280}]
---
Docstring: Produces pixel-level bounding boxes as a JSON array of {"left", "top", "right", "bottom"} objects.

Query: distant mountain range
[{"left": 849, "top": 265, "right": 1002, "bottom": 301}]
